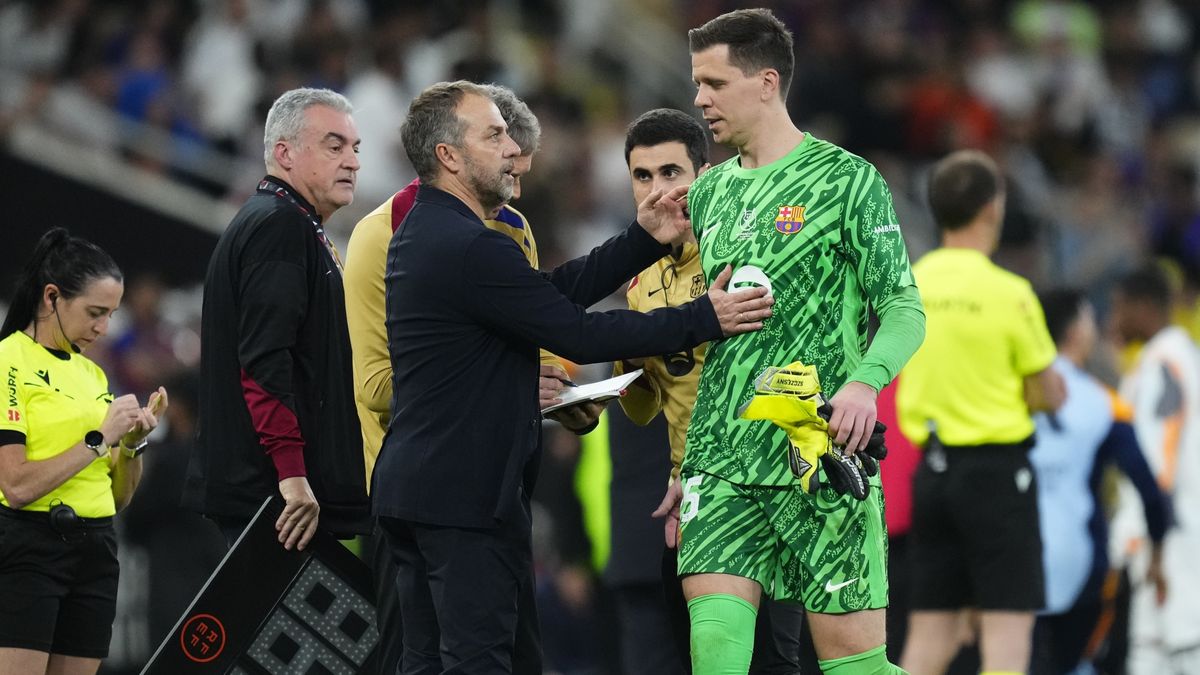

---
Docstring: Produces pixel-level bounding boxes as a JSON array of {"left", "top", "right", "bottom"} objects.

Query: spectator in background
[
  {"left": 344, "top": 37, "right": 414, "bottom": 204},
  {"left": 875, "top": 376, "right": 922, "bottom": 665},
  {"left": 1030, "top": 288, "right": 1168, "bottom": 675},
  {"left": 180, "top": 0, "right": 261, "bottom": 154},
  {"left": 106, "top": 274, "right": 186, "bottom": 396},
  {"left": 1110, "top": 265, "right": 1200, "bottom": 675},
  {"left": 184, "top": 87, "right": 370, "bottom": 551}
]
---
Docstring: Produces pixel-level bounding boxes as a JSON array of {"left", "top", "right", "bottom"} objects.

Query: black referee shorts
[
  {"left": 908, "top": 438, "right": 1044, "bottom": 611},
  {"left": 0, "top": 505, "right": 119, "bottom": 658}
]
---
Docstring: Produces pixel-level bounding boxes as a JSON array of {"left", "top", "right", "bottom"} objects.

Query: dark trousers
[
  {"left": 661, "top": 547, "right": 814, "bottom": 674},
  {"left": 364, "top": 521, "right": 405, "bottom": 675},
  {"left": 1031, "top": 563, "right": 1110, "bottom": 675},
  {"left": 379, "top": 503, "right": 535, "bottom": 675},
  {"left": 211, "top": 514, "right": 250, "bottom": 549},
  {"left": 613, "top": 582, "right": 685, "bottom": 675}
]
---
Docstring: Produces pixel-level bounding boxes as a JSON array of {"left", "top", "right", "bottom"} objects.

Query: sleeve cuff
[
  {"left": 269, "top": 446, "right": 307, "bottom": 480},
  {"left": 626, "top": 220, "right": 672, "bottom": 259},
  {"left": 0, "top": 429, "right": 26, "bottom": 447}
]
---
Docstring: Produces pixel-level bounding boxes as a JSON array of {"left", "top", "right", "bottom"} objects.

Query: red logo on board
[{"left": 180, "top": 613, "right": 226, "bottom": 663}]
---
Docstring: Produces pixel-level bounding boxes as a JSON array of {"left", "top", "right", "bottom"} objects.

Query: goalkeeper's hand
[{"left": 816, "top": 398, "right": 888, "bottom": 499}]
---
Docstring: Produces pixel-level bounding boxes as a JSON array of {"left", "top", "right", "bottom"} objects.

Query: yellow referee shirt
[
  {"left": 613, "top": 242, "right": 708, "bottom": 479},
  {"left": 897, "top": 248, "right": 1056, "bottom": 447},
  {"left": 0, "top": 331, "right": 116, "bottom": 516}
]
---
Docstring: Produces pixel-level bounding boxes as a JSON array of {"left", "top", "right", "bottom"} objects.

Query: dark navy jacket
[{"left": 374, "top": 185, "right": 722, "bottom": 527}]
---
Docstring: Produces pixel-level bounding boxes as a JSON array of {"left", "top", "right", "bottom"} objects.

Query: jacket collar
[
  {"left": 415, "top": 183, "right": 485, "bottom": 224},
  {"left": 258, "top": 175, "right": 322, "bottom": 224}
]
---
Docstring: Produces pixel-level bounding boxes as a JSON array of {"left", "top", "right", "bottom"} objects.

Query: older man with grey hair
[
  {"left": 372, "top": 79, "right": 772, "bottom": 673},
  {"left": 186, "top": 87, "right": 370, "bottom": 553}
]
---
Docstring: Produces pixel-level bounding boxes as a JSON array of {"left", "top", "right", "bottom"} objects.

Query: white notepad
[{"left": 540, "top": 369, "right": 644, "bottom": 415}]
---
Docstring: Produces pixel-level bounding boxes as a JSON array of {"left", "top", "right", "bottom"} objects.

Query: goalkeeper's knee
[
  {"left": 818, "top": 645, "right": 908, "bottom": 675},
  {"left": 687, "top": 593, "right": 757, "bottom": 675}
]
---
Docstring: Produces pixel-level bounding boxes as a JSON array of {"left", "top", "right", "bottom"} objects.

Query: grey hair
[
  {"left": 263, "top": 87, "right": 354, "bottom": 168},
  {"left": 401, "top": 80, "right": 490, "bottom": 183},
  {"left": 481, "top": 83, "right": 540, "bottom": 156}
]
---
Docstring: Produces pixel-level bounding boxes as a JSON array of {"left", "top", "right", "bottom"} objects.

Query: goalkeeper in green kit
[{"left": 667, "top": 9, "right": 926, "bottom": 674}]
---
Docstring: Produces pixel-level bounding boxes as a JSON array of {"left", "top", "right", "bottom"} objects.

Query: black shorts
[
  {"left": 0, "top": 505, "right": 119, "bottom": 658},
  {"left": 908, "top": 438, "right": 1044, "bottom": 611}
]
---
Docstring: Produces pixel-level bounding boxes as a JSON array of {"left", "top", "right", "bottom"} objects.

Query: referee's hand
[{"left": 277, "top": 476, "right": 319, "bottom": 551}]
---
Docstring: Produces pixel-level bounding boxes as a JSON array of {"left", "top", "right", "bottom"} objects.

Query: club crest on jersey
[
  {"left": 775, "top": 205, "right": 805, "bottom": 234},
  {"left": 690, "top": 274, "right": 705, "bottom": 298}
]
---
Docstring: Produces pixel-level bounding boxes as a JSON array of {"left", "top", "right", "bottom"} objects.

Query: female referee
[{"left": 0, "top": 228, "right": 168, "bottom": 675}]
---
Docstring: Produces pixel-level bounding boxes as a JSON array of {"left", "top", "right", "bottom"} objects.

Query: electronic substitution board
[{"left": 140, "top": 497, "right": 378, "bottom": 674}]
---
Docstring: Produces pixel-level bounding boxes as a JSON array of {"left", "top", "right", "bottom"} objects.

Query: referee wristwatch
[
  {"left": 121, "top": 437, "right": 149, "bottom": 459},
  {"left": 84, "top": 430, "right": 108, "bottom": 457}
]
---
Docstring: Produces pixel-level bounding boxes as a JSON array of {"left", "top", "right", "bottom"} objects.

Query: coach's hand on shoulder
[
  {"left": 706, "top": 265, "right": 773, "bottom": 337},
  {"left": 637, "top": 185, "right": 692, "bottom": 245},
  {"left": 277, "top": 476, "right": 319, "bottom": 551}
]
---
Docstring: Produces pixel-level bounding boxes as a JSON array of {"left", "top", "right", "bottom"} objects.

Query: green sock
[
  {"left": 687, "top": 593, "right": 758, "bottom": 675},
  {"left": 818, "top": 644, "right": 908, "bottom": 675}
]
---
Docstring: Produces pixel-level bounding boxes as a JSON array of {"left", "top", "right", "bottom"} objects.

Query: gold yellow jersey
[{"left": 613, "top": 241, "right": 707, "bottom": 480}]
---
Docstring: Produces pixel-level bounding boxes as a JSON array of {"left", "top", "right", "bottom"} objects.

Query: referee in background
[{"left": 896, "top": 150, "right": 1065, "bottom": 675}]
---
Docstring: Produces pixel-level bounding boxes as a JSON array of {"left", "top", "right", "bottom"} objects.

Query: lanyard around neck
[{"left": 258, "top": 180, "right": 344, "bottom": 274}]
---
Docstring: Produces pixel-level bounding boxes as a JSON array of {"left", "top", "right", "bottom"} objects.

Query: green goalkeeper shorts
[{"left": 676, "top": 469, "right": 889, "bottom": 614}]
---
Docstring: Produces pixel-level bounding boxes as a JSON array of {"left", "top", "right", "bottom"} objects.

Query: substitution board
[{"left": 140, "top": 497, "right": 379, "bottom": 674}]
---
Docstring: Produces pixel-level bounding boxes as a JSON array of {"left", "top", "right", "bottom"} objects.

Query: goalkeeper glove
[
  {"left": 738, "top": 393, "right": 831, "bottom": 493},
  {"left": 739, "top": 362, "right": 891, "bottom": 500}
]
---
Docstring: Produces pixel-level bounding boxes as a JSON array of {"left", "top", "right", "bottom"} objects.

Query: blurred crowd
[
  {"left": 6, "top": 0, "right": 1200, "bottom": 673},
  {"left": 3, "top": 0, "right": 1200, "bottom": 293}
]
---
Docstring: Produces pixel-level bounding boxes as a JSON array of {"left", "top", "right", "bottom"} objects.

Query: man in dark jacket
[
  {"left": 375, "top": 80, "right": 775, "bottom": 673},
  {"left": 185, "top": 87, "right": 369, "bottom": 551}
]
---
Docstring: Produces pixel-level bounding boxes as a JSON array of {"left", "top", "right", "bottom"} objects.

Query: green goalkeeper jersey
[{"left": 684, "top": 133, "right": 923, "bottom": 487}]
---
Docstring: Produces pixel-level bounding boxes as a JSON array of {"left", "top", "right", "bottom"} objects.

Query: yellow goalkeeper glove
[
  {"left": 737, "top": 361, "right": 879, "bottom": 500},
  {"left": 738, "top": 392, "right": 831, "bottom": 493}
]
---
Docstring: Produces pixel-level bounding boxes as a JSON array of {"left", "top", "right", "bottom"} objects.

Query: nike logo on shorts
[{"left": 824, "top": 578, "right": 857, "bottom": 593}]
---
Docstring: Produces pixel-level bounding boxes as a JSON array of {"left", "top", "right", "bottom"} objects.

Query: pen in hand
[{"left": 559, "top": 378, "right": 578, "bottom": 388}]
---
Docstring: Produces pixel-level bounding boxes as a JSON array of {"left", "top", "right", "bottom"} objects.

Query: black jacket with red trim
[{"left": 184, "top": 176, "right": 369, "bottom": 535}]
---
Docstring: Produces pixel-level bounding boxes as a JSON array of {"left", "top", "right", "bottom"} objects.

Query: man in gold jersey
[
  {"left": 896, "top": 150, "right": 1065, "bottom": 675},
  {"left": 344, "top": 84, "right": 598, "bottom": 675},
  {"left": 613, "top": 108, "right": 813, "bottom": 674}
]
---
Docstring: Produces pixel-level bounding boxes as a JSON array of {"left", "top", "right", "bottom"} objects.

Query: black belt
[
  {"left": 0, "top": 503, "right": 113, "bottom": 529},
  {"left": 925, "top": 433, "right": 1035, "bottom": 453}
]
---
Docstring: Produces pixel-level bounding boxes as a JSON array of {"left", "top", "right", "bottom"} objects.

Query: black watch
[{"left": 84, "top": 430, "right": 108, "bottom": 457}]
